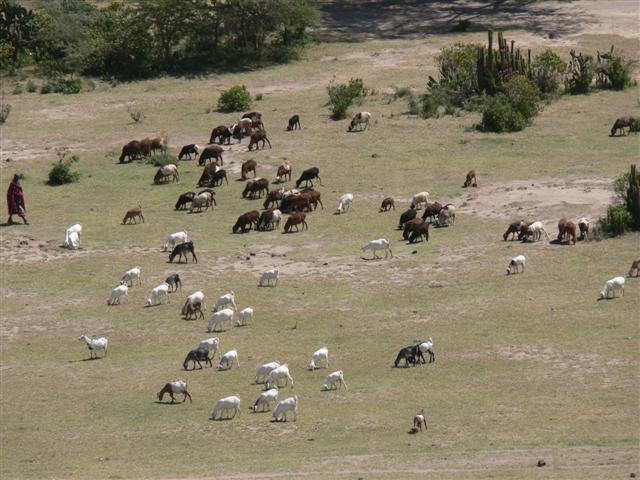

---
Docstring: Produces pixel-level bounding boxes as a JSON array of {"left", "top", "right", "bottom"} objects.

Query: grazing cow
[
  {"left": 295, "top": 167, "right": 321, "bottom": 188},
  {"left": 462, "top": 169, "right": 477, "bottom": 188},
  {"left": 379, "top": 197, "right": 395, "bottom": 212},
  {"left": 198, "top": 145, "right": 224, "bottom": 166},
  {"left": 154, "top": 164, "right": 179, "bottom": 184},
  {"left": 348, "top": 111, "right": 372, "bottom": 132},
  {"left": 178, "top": 144, "right": 199, "bottom": 160},
  {"left": 284, "top": 213, "right": 308, "bottom": 233},
  {"left": 287, "top": 115, "right": 301, "bottom": 131},
  {"left": 119, "top": 140, "right": 144, "bottom": 163},
  {"left": 241, "top": 159, "right": 257, "bottom": 180},
  {"left": 233, "top": 211, "right": 260, "bottom": 233},
  {"left": 209, "top": 125, "right": 232, "bottom": 145},
  {"left": 242, "top": 178, "right": 269, "bottom": 199},
  {"left": 610, "top": 116, "right": 638, "bottom": 136},
  {"left": 248, "top": 130, "right": 271, "bottom": 151},
  {"left": 169, "top": 241, "right": 198, "bottom": 263}
]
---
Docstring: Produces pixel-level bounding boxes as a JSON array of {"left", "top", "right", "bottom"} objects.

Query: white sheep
[
  {"left": 120, "top": 267, "right": 141, "bottom": 286},
  {"left": 107, "top": 284, "right": 128, "bottom": 305},
  {"left": 217, "top": 349, "right": 239, "bottom": 370},
  {"left": 272, "top": 395, "right": 298, "bottom": 422},
  {"left": 214, "top": 291, "right": 237, "bottom": 311},
  {"left": 208, "top": 308, "right": 235, "bottom": 332},
  {"left": 336, "top": 193, "right": 353, "bottom": 214},
  {"left": 506, "top": 255, "right": 526, "bottom": 275},
  {"left": 598, "top": 276, "right": 625, "bottom": 300},
  {"left": 210, "top": 395, "right": 241, "bottom": 420},
  {"left": 236, "top": 307, "right": 254, "bottom": 326},
  {"left": 252, "top": 388, "right": 279, "bottom": 412},
  {"left": 78, "top": 335, "right": 108, "bottom": 359},
  {"left": 410, "top": 192, "right": 429, "bottom": 210},
  {"left": 266, "top": 363, "right": 294, "bottom": 389},
  {"left": 255, "top": 361, "right": 281, "bottom": 384},
  {"left": 259, "top": 268, "right": 279, "bottom": 287},
  {"left": 526, "top": 221, "right": 549, "bottom": 242},
  {"left": 64, "top": 224, "right": 82, "bottom": 249},
  {"left": 163, "top": 231, "right": 188, "bottom": 252},
  {"left": 362, "top": 238, "right": 392, "bottom": 259},
  {"left": 146, "top": 283, "right": 170, "bottom": 306},
  {"left": 308, "top": 347, "right": 329, "bottom": 370},
  {"left": 197, "top": 337, "right": 220, "bottom": 358},
  {"left": 321, "top": 370, "right": 347, "bottom": 391}
]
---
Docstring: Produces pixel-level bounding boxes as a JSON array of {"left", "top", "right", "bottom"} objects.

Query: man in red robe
[{"left": 6, "top": 174, "right": 28, "bottom": 225}]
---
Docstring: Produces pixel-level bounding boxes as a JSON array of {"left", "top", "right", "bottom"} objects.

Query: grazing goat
[
  {"left": 64, "top": 223, "right": 82, "bottom": 249},
  {"left": 436, "top": 204, "right": 456, "bottom": 227},
  {"left": 182, "top": 291, "right": 205, "bottom": 318},
  {"left": 120, "top": 267, "right": 141, "bottom": 287},
  {"left": 264, "top": 189, "right": 286, "bottom": 208},
  {"left": 362, "top": 238, "right": 392, "bottom": 259},
  {"left": 255, "top": 362, "right": 281, "bottom": 384},
  {"left": 165, "top": 273, "right": 182, "bottom": 292},
  {"left": 241, "top": 159, "right": 257, "bottom": 180},
  {"left": 408, "top": 221, "right": 429, "bottom": 244},
  {"left": 287, "top": 115, "right": 301, "bottom": 131},
  {"left": 178, "top": 144, "right": 199, "bottom": 160},
  {"left": 169, "top": 241, "right": 198, "bottom": 263},
  {"left": 147, "top": 283, "right": 170, "bottom": 306},
  {"left": 421, "top": 201, "right": 443, "bottom": 223},
  {"left": 252, "top": 388, "right": 279, "bottom": 413},
  {"left": 280, "top": 194, "right": 311, "bottom": 213},
  {"left": 107, "top": 284, "right": 128, "bottom": 305},
  {"left": 198, "top": 145, "right": 224, "bottom": 166},
  {"left": 610, "top": 116, "right": 638, "bottom": 136},
  {"left": 158, "top": 380, "right": 192, "bottom": 404},
  {"left": 119, "top": 140, "right": 144, "bottom": 163},
  {"left": 242, "top": 178, "right": 269, "bottom": 199},
  {"left": 462, "top": 169, "right": 477, "bottom": 188},
  {"left": 348, "top": 111, "right": 372, "bottom": 132},
  {"left": 189, "top": 191, "right": 215, "bottom": 213},
  {"left": 78, "top": 335, "right": 108, "bottom": 359},
  {"left": 197, "top": 337, "right": 219, "bottom": 358},
  {"left": 236, "top": 307, "right": 254, "bottom": 326},
  {"left": 183, "top": 348, "right": 212, "bottom": 370},
  {"left": 197, "top": 163, "right": 219, "bottom": 187},
  {"left": 214, "top": 292, "right": 237, "bottom": 312},
  {"left": 578, "top": 217, "right": 590, "bottom": 241},
  {"left": 295, "top": 167, "right": 322, "bottom": 188},
  {"left": 122, "top": 206, "right": 144, "bottom": 225},
  {"left": 275, "top": 161, "right": 292, "bottom": 183},
  {"left": 413, "top": 410, "right": 427, "bottom": 431},
  {"left": 525, "top": 221, "right": 549, "bottom": 242},
  {"left": 403, "top": 218, "right": 424, "bottom": 241},
  {"left": 141, "top": 136, "right": 165, "bottom": 155},
  {"left": 272, "top": 396, "right": 298, "bottom": 422},
  {"left": 300, "top": 188, "right": 323, "bottom": 210},
  {"left": 163, "top": 231, "right": 188, "bottom": 251},
  {"left": 558, "top": 219, "right": 577, "bottom": 245},
  {"left": 233, "top": 210, "right": 260, "bottom": 233},
  {"left": 379, "top": 197, "right": 395, "bottom": 212},
  {"left": 398, "top": 207, "right": 417, "bottom": 229},
  {"left": 248, "top": 130, "right": 272, "bottom": 151},
  {"left": 308, "top": 347, "right": 329, "bottom": 370},
  {"left": 503, "top": 221, "right": 527, "bottom": 241},
  {"left": 266, "top": 364, "right": 294, "bottom": 389},
  {"left": 183, "top": 302, "right": 203, "bottom": 320},
  {"left": 258, "top": 208, "right": 282, "bottom": 231},
  {"left": 259, "top": 268, "right": 279, "bottom": 287},
  {"left": 629, "top": 259, "right": 640, "bottom": 277},
  {"left": 336, "top": 193, "right": 353, "bottom": 214},
  {"left": 209, "top": 169, "right": 228, "bottom": 187},
  {"left": 506, "top": 255, "right": 526, "bottom": 275},
  {"left": 598, "top": 276, "right": 625, "bottom": 300},
  {"left": 154, "top": 164, "right": 179, "bottom": 184},
  {"left": 208, "top": 308, "right": 235, "bottom": 332},
  {"left": 217, "top": 349, "right": 239, "bottom": 370},
  {"left": 209, "top": 125, "right": 232, "bottom": 145},
  {"left": 322, "top": 370, "right": 347, "bottom": 391},
  {"left": 284, "top": 212, "right": 308, "bottom": 233},
  {"left": 210, "top": 395, "right": 241, "bottom": 420},
  {"left": 242, "top": 111, "right": 262, "bottom": 121},
  {"left": 410, "top": 192, "right": 430, "bottom": 210},
  {"left": 415, "top": 338, "right": 435, "bottom": 364},
  {"left": 175, "top": 192, "right": 195, "bottom": 210},
  {"left": 395, "top": 346, "right": 417, "bottom": 367}
]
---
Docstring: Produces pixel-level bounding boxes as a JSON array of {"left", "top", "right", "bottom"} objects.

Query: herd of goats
[{"left": 69, "top": 109, "right": 639, "bottom": 429}]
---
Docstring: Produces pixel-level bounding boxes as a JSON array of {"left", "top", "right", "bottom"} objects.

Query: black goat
[
  {"left": 165, "top": 273, "right": 182, "bottom": 292},
  {"left": 175, "top": 191, "right": 196, "bottom": 210},
  {"left": 178, "top": 144, "right": 199, "bottom": 160},
  {"left": 394, "top": 346, "right": 417, "bottom": 368},
  {"left": 183, "top": 348, "right": 212, "bottom": 370},
  {"left": 169, "top": 241, "right": 198, "bottom": 264},
  {"left": 398, "top": 207, "right": 417, "bottom": 229},
  {"left": 295, "top": 167, "right": 321, "bottom": 188},
  {"left": 287, "top": 115, "right": 301, "bottom": 131},
  {"left": 409, "top": 222, "right": 429, "bottom": 244}
]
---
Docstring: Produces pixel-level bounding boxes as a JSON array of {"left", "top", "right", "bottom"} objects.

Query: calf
[{"left": 286, "top": 115, "right": 301, "bottom": 131}]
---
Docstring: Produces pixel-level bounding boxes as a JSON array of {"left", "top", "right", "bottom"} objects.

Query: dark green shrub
[
  {"left": 145, "top": 153, "right": 175, "bottom": 167},
  {"left": 55, "top": 78, "right": 82, "bottom": 94},
  {"left": 47, "top": 151, "right": 80, "bottom": 185},
  {"left": 597, "top": 204, "right": 633, "bottom": 236},
  {"left": 217, "top": 85, "right": 252, "bottom": 112},
  {"left": 480, "top": 93, "right": 526, "bottom": 132},
  {"left": 503, "top": 75, "right": 540, "bottom": 120},
  {"left": 429, "top": 43, "right": 479, "bottom": 107},
  {"left": 327, "top": 78, "right": 368, "bottom": 119},
  {"left": 0, "top": 104, "right": 11, "bottom": 124},
  {"left": 40, "top": 82, "right": 54, "bottom": 94},
  {"left": 565, "top": 50, "right": 594, "bottom": 94},
  {"left": 532, "top": 49, "right": 566, "bottom": 94},
  {"left": 596, "top": 47, "right": 635, "bottom": 90},
  {"left": 26, "top": 79, "right": 37, "bottom": 92}
]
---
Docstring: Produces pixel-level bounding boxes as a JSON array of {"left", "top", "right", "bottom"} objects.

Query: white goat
[
  {"left": 321, "top": 370, "right": 347, "bottom": 391},
  {"left": 190, "top": 192, "right": 214, "bottom": 213},
  {"left": 578, "top": 217, "right": 590, "bottom": 240},
  {"left": 416, "top": 338, "right": 435, "bottom": 363},
  {"left": 107, "top": 284, "right": 128, "bottom": 305},
  {"left": 526, "top": 221, "right": 549, "bottom": 242},
  {"left": 163, "top": 231, "right": 188, "bottom": 251},
  {"left": 259, "top": 268, "right": 279, "bottom": 287},
  {"left": 64, "top": 224, "right": 82, "bottom": 249},
  {"left": 598, "top": 276, "right": 625, "bottom": 300},
  {"left": 437, "top": 204, "right": 456, "bottom": 227},
  {"left": 158, "top": 380, "right": 192, "bottom": 404},
  {"left": 146, "top": 283, "right": 170, "bottom": 306},
  {"left": 266, "top": 363, "right": 294, "bottom": 389},
  {"left": 362, "top": 238, "right": 392, "bottom": 259},
  {"left": 252, "top": 388, "right": 279, "bottom": 412},
  {"left": 197, "top": 337, "right": 220, "bottom": 358},
  {"left": 255, "top": 361, "right": 281, "bottom": 384},
  {"left": 506, "top": 255, "right": 526, "bottom": 275},
  {"left": 236, "top": 307, "right": 254, "bottom": 326},
  {"left": 182, "top": 291, "right": 205, "bottom": 314},
  {"left": 272, "top": 395, "right": 298, "bottom": 422},
  {"left": 336, "top": 193, "right": 353, "bottom": 214},
  {"left": 78, "top": 335, "right": 108, "bottom": 359},
  {"left": 348, "top": 111, "right": 372, "bottom": 132},
  {"left": 308, "top": 347, "right": 329, "bottom": 370},
  {"left": 120, "top": 267, "right": 141, "bottom": 286},
  {"left": 214, "top": 291, "right": 237, "bottom": 312},
  {"left": 208, "top": 308, "right": 234, "bottom": 332},
  {"left": 410, "top": 192, "right": 430, "bottom": 210},
  {"left": 210, "top": 395, "right": 241, "bottom": 420},
  {"left": 217, "top": 349, "right": 239, "bottom": 370}
]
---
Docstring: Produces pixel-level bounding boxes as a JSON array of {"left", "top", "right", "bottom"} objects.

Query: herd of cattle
[{"left": 68, "top": 108, "right": 639, "bottom": 428}]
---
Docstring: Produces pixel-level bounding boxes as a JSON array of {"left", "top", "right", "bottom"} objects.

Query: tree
[{"left": 0, "top": 0, "right": 36, "bottom": 64}]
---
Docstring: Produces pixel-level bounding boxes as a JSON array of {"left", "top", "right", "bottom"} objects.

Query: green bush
[
  {"left": 145, "top": 153, "right": 176, "bottom": 167},
  {"left": 12, "top": 83, "right": 23, "bottom": 95},
  {"left": 0, "top": 104, "right": 12, "bottom": 124},
  {"left": 217, "top": 85, "right": 252, "bottom": 113},
  {"left": 565, "top": 50, "right": 594, "bottom": 95},
  {"left": 39, "top": 79, "right": 82, "bottom": 95},
  {"left": 532, "top": 49, "right": 566, "bottom": 94},
  {"left": 596, "top": 48, "right": 634, "bottom": 90},
  {"left": 503, "top": 75, "right": 540, "bottom": 120},
  {"left": 327, "top": 78, "right": 368, "bottom": 119},
  {"left": 480, "top": 93, "right": 527, "bottom": 132},
  {"left": 429, "top": 43, "right": 479, "bottom": 107},
  {"left": 597, "top": 204, "right": 633, "bottom": 236},
  {"left": 40, "top": 82, "right": 54, "bottom": 94},
  {"left": 47, "top": 151, "right": 80, "bottom": 185},
  {"left": 26, "top": 79, "right": 37, "bottom": 92}
]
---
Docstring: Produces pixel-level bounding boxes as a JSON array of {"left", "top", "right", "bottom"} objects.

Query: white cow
[
  {"left": 506, "top": 255, "right": 526, "bottom": 275},
  {"left": 598, "top": 276, "right": 625, "bottom": 300},
  {"left": 255, "top": 361, "right": 281, "bottom": 384},
  {"left": 266, "top": 363, "right": 294, "bottom": 389},
  {"left": 259, "top": 268, "right": 279, "bottom": 287},
  {"left": 308, "top": 347, "right": 329, "bottom": 370},
  {"left": 147, "top": 283, "right": 170, "bottom": 306},
  {"left": 217, "top": 349, "right": 239, "bottom": 370},
  {"left": 120, "top": 267, "right": 141, "bottom": 286},
  {"left": 236, "top": 307, "right": 254, "bottom": 326},
  {"left": 214, "top": 291, "right": 237, "bottom": 311},
  {"left": 272, "top": 395, "right": 298, "bottom": 422},
  {"left": 336, "top": 193, "right": 353, "bottom": 214},
  {"left": 163, "top": 231, "right": 188, "bottom": 251},
  {"left": 362, "top": 238, "right": 392, "bottom": 259},
  {"left": 64, "top": 224, "right": 82, "bottom": 249},
  {"left": 208, "top": 308, "right": 235, "bottom": 332},
  {"left": 252, "top": 388, "right": 279, "bottom": 412},
  {"left": 321, "top": 370, "right": 347, "bottom": 391},
  {"left": 210, "top": 395, "right": 241, "bottom": 420},
  {"left": 107, "top": 284, "right": 128, "bottom": 305}
]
